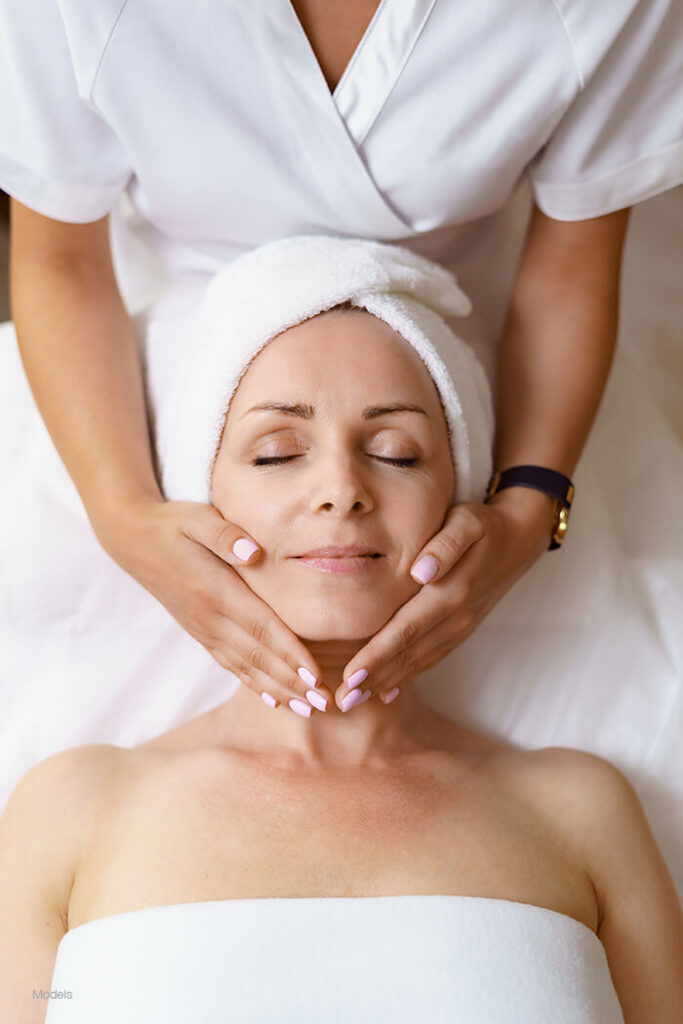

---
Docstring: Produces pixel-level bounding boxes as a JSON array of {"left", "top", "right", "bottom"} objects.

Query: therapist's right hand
[{"left": 104, "top": 497, "right": 327, "bottom": 715}]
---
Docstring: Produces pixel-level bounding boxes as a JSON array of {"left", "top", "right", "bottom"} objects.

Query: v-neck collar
[
  {"left": 332, "top": 0, "right": 437, "bottom": 147},
  {"left": 240, "top": 0, "right": 438, "bottom": 237}
]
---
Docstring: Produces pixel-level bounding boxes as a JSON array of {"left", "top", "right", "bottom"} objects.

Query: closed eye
[
  {"left": 251, "top": 455, "right": 420, "bottom": 467},
  {"left": 375, "top": 456, "right": 420, "bottom": 467},
  {"left": 251, "top": 455, "right": 298, "bottom": 466}
]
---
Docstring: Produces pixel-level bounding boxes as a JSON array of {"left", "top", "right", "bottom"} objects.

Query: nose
[{"left": 308, "top": 449, "right": 374, "bottom": 516}]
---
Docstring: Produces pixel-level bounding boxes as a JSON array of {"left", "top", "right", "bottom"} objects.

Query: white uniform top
[
  {"left": 2, "top": 0, "right": 683, "bottom": 223},
  {"left": 1, "top": 0, "right": 681, "bottom": 376},
  {"left": 0, "top": 1, "right": 682, "bottom": 315}
]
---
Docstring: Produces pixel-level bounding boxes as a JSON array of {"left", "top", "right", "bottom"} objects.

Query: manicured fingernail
[
  {"left": 306, "top": 689, "right": 327, "bottom": 712},
  {"left": 298, "top": 666, "right": 318, "bottom": 687},
  {"left": 341, "top": 687, "right": 365, "bottom": 713},
  {"left": 289, "top": 698, "right": 312, "bottom": 718},
  {"left": 347, "top": 668, "right": 368, "bottom": 689},
  {"left": 261, "top": 691, "right": 278, "bottom": 708},
  {"left": 380, "top": 686, "right": 400, "bottom": 705},
  {"left": 410, "top": 555, "right": 438, "bottom": 584},
  {"left": 357, "top": 690, "right": 372, "bottom": 704},
  {"left": 233, "top": 538, "right": 259, "bottom": 562}
]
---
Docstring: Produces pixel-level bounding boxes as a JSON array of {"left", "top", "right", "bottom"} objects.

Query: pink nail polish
[
  {"left": 298, "top": 666, "right": 318, "bottom": 687},
  {"left": 341, "top": 687, "right": 365, "bottom": 713},
  {"left": 380, "top": 686, "right": 400, "bottom": 705},
  {"left": 357, "top": 690, "right": 372, "bottom": 704},
  {"left": 233, "top": 537, "right": 259, "bottom": 562},
  {"left": 261, "top": 691, "right": 278, "bottom": 708},
  {"left": 306, "top": 689, "right": 327, "bottom": 712},
  {"left": 289, "top": 698, "right": 312, "bottom": 718},
  {"left": 411, "top": 555, "right": 438, "bottom": 584},
  {"left": 347, "top": 668, "right": 368, "bottom": 689}
]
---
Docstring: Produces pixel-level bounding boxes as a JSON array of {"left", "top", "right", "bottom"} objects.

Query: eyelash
[{"left": 251, "top": 455, "right": 419, "bottom": 468}]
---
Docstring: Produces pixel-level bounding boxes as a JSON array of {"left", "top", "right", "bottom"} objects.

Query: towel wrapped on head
[{"left": 153, "top": 235, "right": 495, "bottom": 506}]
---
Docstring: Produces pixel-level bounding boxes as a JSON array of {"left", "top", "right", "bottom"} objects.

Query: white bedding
[{"left": 1, "top": 191, "right": 681, "bottom": 903}]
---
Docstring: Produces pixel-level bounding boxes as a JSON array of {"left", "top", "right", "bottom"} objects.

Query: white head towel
[{"left": 154, "top": 236, "right": 494, "bottom": 505}]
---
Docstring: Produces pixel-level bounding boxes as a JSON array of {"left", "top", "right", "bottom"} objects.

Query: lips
[{"left": 294, "top": 545, "right": 382, "bottom": 559}]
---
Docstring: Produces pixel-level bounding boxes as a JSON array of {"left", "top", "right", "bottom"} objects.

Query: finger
[
  {"left": 207, "top": 641, "right": 330, "bottom": 717},
  {"left": 232, "top": 633, "right": 332, "bottom": 713},
  {"left": 410, "top": 504, "right": 485, "bottom": 584},
  {"left": 202, "top": 589, "right": 330, "bottom": 707},
  {"left": 346, "top": 637, "right": 457, "bottom": 711},
  {"left": 181, "top": 503, "right": 264, "bottom": 567},
  {"left": 336, "top": 586, "right": 452, "bottom": 709},
  {"left": 375, "top": 637, "right": 463, "bottom": 704},
  {"left": 369, "top": 604, "right": 481, "bottom": 693},
  {"left": 338, "top": 593, "right": 481, "bottom": 708},
  {"left": 174, "top": 547, "right": 325, "bottom": 705},
  {"left": 160, "top": 499, "right": 327, "bottom": 708}
]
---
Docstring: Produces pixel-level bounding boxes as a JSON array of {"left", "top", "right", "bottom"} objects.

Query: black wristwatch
[{"left": 486, "top": 465, "right": 575, "bottom": 550}]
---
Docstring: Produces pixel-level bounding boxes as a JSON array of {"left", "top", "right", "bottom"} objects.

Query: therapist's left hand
[{"left": 335, "top": 487, "right": 556, "bottom": 710}]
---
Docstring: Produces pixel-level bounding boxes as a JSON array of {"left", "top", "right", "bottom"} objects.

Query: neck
[{"left": 210, "top": 639, "right": 430, "bottom": 768}]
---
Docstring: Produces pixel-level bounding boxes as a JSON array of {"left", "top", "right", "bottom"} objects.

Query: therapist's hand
[
  {"left": 335, "top": 487, "right": 556, "bottom": 710},
  {"left": 105, "top": 497, "right": 328, "bottom": 714}
]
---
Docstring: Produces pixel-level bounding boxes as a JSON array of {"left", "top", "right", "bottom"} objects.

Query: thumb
[
  {"left": 409, "top": 505, "right": 484, "bottom": 584},
  {"left": 182, "top": 503, "right": 263, "bottom": 567}
]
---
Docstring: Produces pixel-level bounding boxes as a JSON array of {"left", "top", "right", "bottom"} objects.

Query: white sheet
[{"left": 1, "top": 191, "right": 681, "bottom": 907}]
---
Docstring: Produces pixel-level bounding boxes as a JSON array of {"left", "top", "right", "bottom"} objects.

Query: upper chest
[{"left": 68, "top": 749, "right": 598, "bottom": 931}]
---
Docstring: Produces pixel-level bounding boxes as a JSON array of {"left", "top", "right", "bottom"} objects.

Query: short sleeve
[
  {"left": 0, "top": 0, "right": 133, "bottom": 222},
  {"left": 526, "top": 0, "right": 683, "bottom": 220}
]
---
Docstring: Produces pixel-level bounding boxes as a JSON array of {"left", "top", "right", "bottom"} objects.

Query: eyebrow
[{"left": 240, "top": 402, "right": 429, "bottom": 420}]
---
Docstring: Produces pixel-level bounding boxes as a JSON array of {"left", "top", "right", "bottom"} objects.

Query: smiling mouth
[
  {"left": 292, "top": 544, "right": 384, "bottom": 559},
  {"left": 294, "top": 553, "right": 382, "bottom": 559},
  {"left": 292, "top": 552, "right": 385, "bottom": 574}
]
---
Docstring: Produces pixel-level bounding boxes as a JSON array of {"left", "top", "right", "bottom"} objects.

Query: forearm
[
  {"left": 494, "top": 269, "right": 620, "bottom": 479},
  {"left": 486, "top": 206, "right": 630, "bottom": 538},
  {"left": 493, "top": 206, "right": 630, "bottom": 479},
  {"left": 10, "top": 232, "right": 161, "bottom": 544}
]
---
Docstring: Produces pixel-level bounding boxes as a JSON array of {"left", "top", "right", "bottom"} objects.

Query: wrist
[
  {"left": 486, "top": 486, "right": 556, "bottom": 549},
  {"left": 89, "top": 485, "right": 164, "bottom": 565}
]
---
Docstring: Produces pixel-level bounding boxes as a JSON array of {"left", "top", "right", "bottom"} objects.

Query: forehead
[{"left": 228, "top": 309, "right": 443, "bottom": 417}]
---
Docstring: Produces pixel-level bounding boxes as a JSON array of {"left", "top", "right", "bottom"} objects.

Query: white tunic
[
  {"left": 1, "top": 0, "right": 682, "bottom": 226},
  {"left": 44, "top": 895, "right": 626, "bottom": 1023},
  {"left": 1, "top": 0, "right": 682, "bottom": 386},
  {"left": 0, "top": 1, "right": 682, "bottom": 319}
]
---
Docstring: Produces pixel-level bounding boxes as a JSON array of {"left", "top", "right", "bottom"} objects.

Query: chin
[{"left": 275, "top": 598, "right": 397, "bottom": 642}]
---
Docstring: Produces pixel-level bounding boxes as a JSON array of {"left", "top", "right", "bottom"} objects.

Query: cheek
[
  {"left": 398, "top": 475, "right": 450, "bottom": 542},
  {"left": 213, "top": 459, "right": 270, "bottom": 525},
  {"left": 214, "top": 470, "right": 301, "bottom": 578}
]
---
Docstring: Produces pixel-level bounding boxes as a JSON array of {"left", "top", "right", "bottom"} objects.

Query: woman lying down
[{"left": 1, "top": 237, "right": 681, "bottom": 1023}]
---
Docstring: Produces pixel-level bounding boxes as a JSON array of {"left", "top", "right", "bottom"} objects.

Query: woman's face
[{"left": 212, "top": 308, "right": 454, "bottom": 641}]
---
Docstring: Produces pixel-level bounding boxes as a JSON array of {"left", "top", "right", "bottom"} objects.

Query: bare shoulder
[
  {"left": 3, "top": 742, "right": 131, "bottom": 822},
  {"left": 498, "top": 743, "right": 639, "bottom": 814},
  {"left": 501, "top": 745, "right": 683, "bottom": 1023},
  {"left": 0, "top": 744, "right": 132, "bottom": 880},
  {"left": 0, "top": 744, "right": 145, "bottom": 901},
  {"left": 0, "top": 745, "right": 134, "bottom": 1022},
  {"left": 481, "top": 742, "right": 639, "bottom": 866},
  {"left": 498, "top": 744, "right": 667, "bottom": 886}
]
